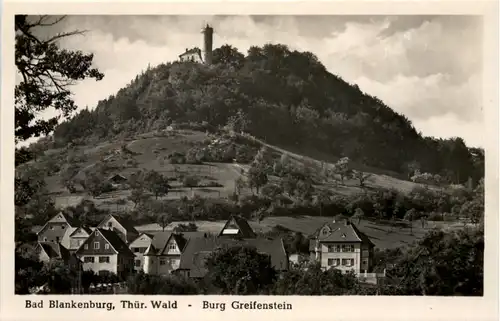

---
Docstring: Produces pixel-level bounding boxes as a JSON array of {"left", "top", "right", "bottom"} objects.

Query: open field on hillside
[
  {"left": 136, "top": 215, "right": 464, "bottom": 250},
  {"left": 43, "top": 130, "right": 251, "bottom": 209},
  {"left": 41, "top": 129, "right": 442, "bottom": 212}
]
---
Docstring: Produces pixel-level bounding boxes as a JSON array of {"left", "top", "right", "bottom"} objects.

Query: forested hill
[{"left": 52, "top": 44, "right": 483, "bottom": 185}]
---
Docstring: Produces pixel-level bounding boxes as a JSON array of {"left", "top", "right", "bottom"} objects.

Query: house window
[
  {"left": 94, "top": 242, "right": 100, "bottom": 249},
  {"left": 160, "top": 259, "right": 166, "bottom": 266},
  {"left": 322, "top": 228, "right": 328, "bottom": 235},
  {"left": 349, "top": 245, "right": 355, "bottom": 252},
  {"left": 133, "top": 247, "right": 140, "bottom": 253},
  {"left": 341, "top": 245, "right": 346, "bottom": 252},
  {"left": 77, "top": 240, "right": 82, "bottom": 246},
  {"left": 50, "top": 226, "right": 54, "bottom": 230},
  {"left": 168, "top": 243, "right": 176, "bottom": 250},
  {"left": 327, "top": 258, "right": 334, "bottom": 266},
  {"left": 99, "top": 256, "right": 110, "bottom": 263},
  {"left": 61, "top": 225, "right": 65, "bottom": 229},
  {"left": 108, "top": 222, "right": 113, "bottom": 228},
  {"left": 84, "top": 257, "right": 95, "bottom": 263},
  {"left": 104, "top": 244, "right": 110, "bottom": 250},
  {"left": 43, "top": 237, "right": 47, "bottom": 242},
  {"left": 328, "top": 245, "right": 335, "bottom": 252},
  {"left": 84, "top": 244, "right": 89, "bottom": 249},
  {"left": 362, "top": 259, "right": 368, "bottom": 266},
  {"left": 328, "top": 258, "right": 340, "bottom": 266},
  {"left": 56, "top": 237, "right": 60, "bottom": 242},
  {"left": 342, "top": 259, "right": 354, "bottom": 266},
  {"left": 135, "top": 260, "right": 141, "bottom": 267}
]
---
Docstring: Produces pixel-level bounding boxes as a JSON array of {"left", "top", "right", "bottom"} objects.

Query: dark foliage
[
  {"left": 15, "top": 15, "right": 103, "bottom": 142},
  {"left": 127, "top": 271, "right": 199, "bottom": 294},
  {"left": 386, "top": 227, "right": 484, "bottom": 296},
  {"left": 51, "top": 44, "right": 482, "bottom": 186},
  {"left": 205, "top": 246, "right": 277, "bottom": 294}
]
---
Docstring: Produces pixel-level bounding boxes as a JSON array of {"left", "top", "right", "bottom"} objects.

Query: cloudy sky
[{"left": 27, "top": 15, "right": 483, "bottom": 147}]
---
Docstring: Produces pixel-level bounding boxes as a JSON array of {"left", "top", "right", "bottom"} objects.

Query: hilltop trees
[
  {"left": 15, "top": 15, "right": 104, "bottom": 143},
  {"left": 47, "top": 42, "right": 480, "bottom": 186}
]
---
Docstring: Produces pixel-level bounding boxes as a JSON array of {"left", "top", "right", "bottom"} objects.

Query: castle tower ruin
[{"left": 201, "top": 24, "right": 214, "bottom": 65}]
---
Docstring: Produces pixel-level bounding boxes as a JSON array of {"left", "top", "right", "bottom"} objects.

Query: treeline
[{"left": 49, "top": 43, "right": 483, "bottom": 186}]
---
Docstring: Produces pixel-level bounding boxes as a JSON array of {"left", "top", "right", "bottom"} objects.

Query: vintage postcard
[{"left": 1, "top": 1, "right": 498, "bottom": 321}]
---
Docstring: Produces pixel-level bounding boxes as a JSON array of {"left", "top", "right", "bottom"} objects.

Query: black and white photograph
[{"left": 5, "top": 7, "right": 497, "bottom": 315}]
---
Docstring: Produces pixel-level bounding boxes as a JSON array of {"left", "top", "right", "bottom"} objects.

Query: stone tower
[{"left": 201, "top": 24, "right": 214, "bottom": 65}]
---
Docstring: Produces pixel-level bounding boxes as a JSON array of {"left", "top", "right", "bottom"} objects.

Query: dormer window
[
  {"left": 108, "top": 222, "right": 113, "bottom": 229},
  {"left": 322, "top": 228, "right": 329, "bottom": 235}
]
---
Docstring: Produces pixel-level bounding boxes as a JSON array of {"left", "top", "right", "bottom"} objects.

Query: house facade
[
  {"left": 97, "top": 214, "right": 139, "bottom": 244},
  {"left": 75, "top": 228, "right": 135, "bottom": 277},
  {"left": 37, "top": 212, "right": 77, "bottom": 243},
  {"left": 66, "top": 226, "right": 93, "bottom": 251},
  {"left": 143, "top": 232, "right": 204, "bottom": 275},
  {"left": 310, "top": 219, "right": 374, "bottom": 274},
  {"left": 129, "top": 233, "right": 154, "bottom": 272},
  {"left": 179, "top": 48, "right": 203, "bottom": 63}
]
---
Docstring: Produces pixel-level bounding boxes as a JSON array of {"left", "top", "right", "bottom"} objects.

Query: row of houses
[
  {"left": 32, "top": 210, "right": 379, "bottom": 281},
  {"left": 33, "top": 212, "right": 290, "bottom": 279}
]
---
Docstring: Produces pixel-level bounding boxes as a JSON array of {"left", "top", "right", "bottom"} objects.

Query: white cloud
[
  {"left": 413, "top": 114, "right": 484, "bottom": 148},
  {"left": 33, "top": 15, "right": 482, "bottom": 147}
]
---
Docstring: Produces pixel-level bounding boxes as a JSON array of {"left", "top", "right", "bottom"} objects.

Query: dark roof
[
  {"left": 38, "top": 212, "right": 79, "bottom": 236},
  {"left": 171, "top": 234, "right": 188, "bottom": 252},
  {"left": 145, "top": 231, "right": 206, "bottom": 256},
  {"left": 130, "top": 232, "right": 155, "bottom": 244},
  {"left": 38, "top": 242, "right": 71, "bottom": 261},
  {"left": 97, "top": 228, "right": 135, "bottom": 256},
  {"left": 309, "top": 220, "right": 375, "bottom": 250},
  {"left": 178, "top": 237, "right": 289, "bottom": 278},
  {"left": 69, "top": 225, "right": 92, "bottom": 237},
  {"left": 107, "top": 174, "right": 128, "bottom": 182},
  {"left": 218, "top": 215, "right": 256, "bottom": 238},
  {"left": 100, "top": 214, "right": 139, "bottom": 235}
]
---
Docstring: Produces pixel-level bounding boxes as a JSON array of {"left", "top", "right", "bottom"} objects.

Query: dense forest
[{"left": 51, "top": 43, "right": 483, "bottom": 186}]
